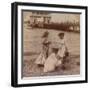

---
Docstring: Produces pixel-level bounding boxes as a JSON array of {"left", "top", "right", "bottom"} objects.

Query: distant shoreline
[{"left": 26, "top": 27, "right": 80, "bottom": 33}]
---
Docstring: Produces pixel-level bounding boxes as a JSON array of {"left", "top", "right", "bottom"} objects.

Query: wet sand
[{"left": 22, "top": 28, "right": 80, "bottom": 77}]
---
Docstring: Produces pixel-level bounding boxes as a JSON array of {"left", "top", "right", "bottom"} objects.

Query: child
[
  {"left": 35, "top": 31, "right": 51, "bottom": 66},
  {"left": 42, "top": 31, "right": 51, "bottom": 59},
  {"left": 44, "top": 32, "right": 67, "bottom": 72},
  {"left": 56, "top": 32, "right": 68, "bottom": 64}
]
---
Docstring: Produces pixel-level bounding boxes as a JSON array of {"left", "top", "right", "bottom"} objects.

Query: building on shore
[{"left": 29, "top": 12, "right": 51, "bottom": 27}]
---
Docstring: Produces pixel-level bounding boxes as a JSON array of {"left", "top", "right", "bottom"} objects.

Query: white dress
[
  {"left": 35, "top": 38, "right": 50, "bottom": 65},
  {"left": 57, "top": 39, "right": 66, "bottom": 58},
  {"left": 43, "top": 39, "right": 66, "bottom": 72},
  {"left": 35, "top": 52, "right": 46, "bottom": 65},
  {"left": 44, "top": 53, "right": 62, "bottom": 72},
  {"left": 44, "top": 53, "right": 58, "bottom": 72}
]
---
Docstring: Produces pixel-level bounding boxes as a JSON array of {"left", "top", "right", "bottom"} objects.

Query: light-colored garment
[
  {"left": 57, "top": 39, "right": 66, "bottom": 58},
  {"left": 44, "top": 53, "right": 62, "bottom": 72},
  {"left": 35, "top": 38, "right": 49, "bottom": 65},
  {"left": 42, "top": 38, "right": 50, "bottom": 59},
  {"left": 35, "top": 52, "right": 46, "bottom": 65}
]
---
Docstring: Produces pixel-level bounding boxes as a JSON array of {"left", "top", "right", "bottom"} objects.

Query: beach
[{"left": 22, "top": 28, "right": 80, "bottom": 77}]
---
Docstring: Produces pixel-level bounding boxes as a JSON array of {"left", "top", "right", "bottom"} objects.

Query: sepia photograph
[
  {"left": 22, "top": 11, "right": 80, "bottom": 77},
  {"left": 11, "top": 2, "right": 87, "bottom": 87}
]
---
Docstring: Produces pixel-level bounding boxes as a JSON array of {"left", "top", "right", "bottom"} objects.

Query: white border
[{"left": 18, "top": 5, "right": 86, "bottom": 84}]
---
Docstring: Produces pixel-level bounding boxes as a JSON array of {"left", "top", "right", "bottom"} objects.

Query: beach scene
[{"left": 22, "top": 11, "right": 80, "bottom": 77}]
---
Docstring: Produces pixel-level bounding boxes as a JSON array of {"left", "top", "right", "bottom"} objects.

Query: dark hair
[
  {"left": 58, "top": 32, "right": 64, "bottom": 37},
  {"left": 42, "top": 31, "right": 49, "bottom": 38},
  {"left": 52, "top": 48, "right": 59, "bottom": 54}
]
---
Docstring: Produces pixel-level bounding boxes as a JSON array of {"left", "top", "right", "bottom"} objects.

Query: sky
[{"left": 51, "top": 13, "right": 80, "bottom": 23}]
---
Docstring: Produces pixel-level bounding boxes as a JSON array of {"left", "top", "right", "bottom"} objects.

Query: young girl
[
  {"left": 44, "top": 32, "right": 68, "bottom": 72},
  {"left": 35, "top": 31, "right": 51, "bottom": 66},
  {"left": 56, "top": 32, "right": 68, "bottom": 64}
]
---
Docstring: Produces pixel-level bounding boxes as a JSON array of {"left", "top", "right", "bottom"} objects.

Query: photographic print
[
  {"left": 23, "top": 11, "right": 80, "bottom": 77},
  {"left": 11, "top": 2, "right": 88, "bottom": 87}
]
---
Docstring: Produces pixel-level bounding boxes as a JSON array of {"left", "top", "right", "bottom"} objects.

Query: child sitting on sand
[{"left": 44, "top": 32, "right": 68, "bottom": 72}]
